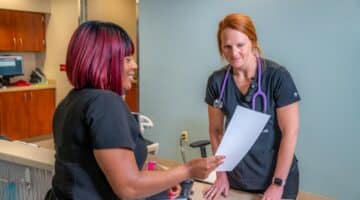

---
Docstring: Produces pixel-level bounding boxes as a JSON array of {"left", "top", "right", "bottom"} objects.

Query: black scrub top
[
  {"left": 205, "top": 58, "right": 300, "bottom": 197},
  {"left": 52, "top": 89, "right": 147, "bottom": 200}
]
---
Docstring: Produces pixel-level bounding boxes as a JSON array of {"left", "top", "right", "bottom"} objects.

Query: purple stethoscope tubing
[
  {"left": 215, "top": 57, "right": 267, "bottom": 112},
  {"left": 252, "top": 57, "right": 267, "bottom": 112}
]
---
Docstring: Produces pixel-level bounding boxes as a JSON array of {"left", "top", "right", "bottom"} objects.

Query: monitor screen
[{"left": 0, "top": 56, "right": 24, "bottom": 77}]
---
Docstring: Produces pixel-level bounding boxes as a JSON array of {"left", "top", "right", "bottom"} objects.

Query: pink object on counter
[{"left": 147, "top": 161, "right": 156, "bottom": 171}]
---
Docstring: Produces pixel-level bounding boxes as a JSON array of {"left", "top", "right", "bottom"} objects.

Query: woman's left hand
[{"left": 261, "top": 184, "right": 284, "bottom": 200}]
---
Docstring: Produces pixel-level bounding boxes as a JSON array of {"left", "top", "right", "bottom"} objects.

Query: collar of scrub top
[{"left": 213, "top": 57, "right": 267, "bottom": 112}]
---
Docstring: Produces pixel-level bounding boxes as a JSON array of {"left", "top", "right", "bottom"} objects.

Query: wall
[
  {"left": 43, "top": 0, "right": 79, "bottom": 104},
  {"left": 0, "top": 0, "right": 50, "bottom": 13},
  {"left": 139, "top": 0, "right": 360, "bottom": 199},
  {"left": 87, "top": 0, "right": 137, "bottom": 50},
  {"left": 87, "top": 0, "right": 138, "bottom": 110}
]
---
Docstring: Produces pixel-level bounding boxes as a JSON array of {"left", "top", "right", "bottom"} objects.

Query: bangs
[{"left": 66, "top": 21, "right": 135, "bottom": 96}]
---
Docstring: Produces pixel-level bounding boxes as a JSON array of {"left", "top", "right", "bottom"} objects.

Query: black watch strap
[{"left": 272, "top": 177, "right": 286, "bottom": 187}]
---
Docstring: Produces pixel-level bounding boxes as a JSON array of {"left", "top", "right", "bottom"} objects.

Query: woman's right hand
[
  {"left": 186, "top": 155, "right": 225, "bottom": 180},
  {"left": 203, "top": 171, "right": 229, "bottom": 200}
]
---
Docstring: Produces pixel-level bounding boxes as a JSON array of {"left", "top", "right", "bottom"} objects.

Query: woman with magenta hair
[{"left": 49, "top": 21, "right": 224, "bottom": 200}]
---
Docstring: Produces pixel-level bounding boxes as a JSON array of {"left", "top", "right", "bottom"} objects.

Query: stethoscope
[{"left": 213, "top": 57, "right": 267, "bottom": 112}]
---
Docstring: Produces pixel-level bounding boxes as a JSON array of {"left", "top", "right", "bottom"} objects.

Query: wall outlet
[{"left": 180, "top": 130, "right": 189, "bottom": 142}]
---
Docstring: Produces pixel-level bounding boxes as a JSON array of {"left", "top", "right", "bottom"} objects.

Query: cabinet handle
[
  {"left": 19, "top": 38, "right": 23, "bottom": 46},
  {"left": 13, "top": 37, "right": 16, "bottom": 47},
  {"left": 29, "top": 92, "right": 33, "bottom": 100},
  {"left": 23, "top": 93, "right": 27, "bottom": 102}
]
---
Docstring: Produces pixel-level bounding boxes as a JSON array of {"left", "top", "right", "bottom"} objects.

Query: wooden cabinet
[
  {"left": 125, "top": 83, "right": 139, "bottom": 112},
  {"left": 28, "top": 89, "right": 55, "bottom": 138},
  {"left": 0, "top": 91, "right": 29, "bottom": 139},
  {"left": 0, "top": 10, "right": 14, "bottom": 51},
  {"left": 0, "top": 9, "right": 46, "bottom": 52},
  {"left": 0, "top": 88, "right": 55, "bottom": 140}
]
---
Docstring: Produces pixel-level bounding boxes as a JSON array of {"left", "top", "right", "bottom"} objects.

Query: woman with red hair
[
  {"left": 50, "top": 21, "right": 224, "bottom": 200},
  {"left": 204, "top": 13, "right": 300, "bottom": 200}
]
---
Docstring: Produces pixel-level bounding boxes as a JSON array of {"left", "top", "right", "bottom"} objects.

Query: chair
[{"left": 189, "top": 140, "right": 210, "bottom": 158}]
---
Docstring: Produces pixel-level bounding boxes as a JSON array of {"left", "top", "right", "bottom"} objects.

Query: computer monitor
[{"left": 0, "top": 55, "right": 24, "bottom": 86}]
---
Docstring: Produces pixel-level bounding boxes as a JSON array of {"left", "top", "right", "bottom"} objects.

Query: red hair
[
  {"left": 66, "top": 21, "right": 134, "bottom": 96},
  {"left": 217, "top": 13, "right": 261, "bottom": 56}
]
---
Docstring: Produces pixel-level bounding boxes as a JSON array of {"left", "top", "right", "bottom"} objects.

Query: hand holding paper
[{"left": 215, "top": 106, "right": 270, "bottom": 171}]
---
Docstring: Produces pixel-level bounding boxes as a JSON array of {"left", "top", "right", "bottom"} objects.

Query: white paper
[{"left": 215, "top": 106, "right": 270, "bottom": 171}]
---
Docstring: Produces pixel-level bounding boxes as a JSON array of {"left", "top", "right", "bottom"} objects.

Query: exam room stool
[{"left": 189, "top": 140, "right": 210, "bottom": 158}]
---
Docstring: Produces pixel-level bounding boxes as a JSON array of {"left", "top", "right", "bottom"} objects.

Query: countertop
[
  {"left": 0, "top": 140, "right": 55, "bottom": 171},
  {"left": 0, "top": 80, "right": 56, "bottom": 93}
]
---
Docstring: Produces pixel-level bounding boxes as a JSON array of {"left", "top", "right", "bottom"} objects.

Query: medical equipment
[
  {"left": 132, "top": 112, "right": 159, "bottom": 155},
  {"left": 213, "top": 57, "right": 268, "bottom": 112}
]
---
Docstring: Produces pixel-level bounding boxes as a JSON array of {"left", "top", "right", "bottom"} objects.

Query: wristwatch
[{"left": 272, "top": 177, "right": 286, "bottom": 187}]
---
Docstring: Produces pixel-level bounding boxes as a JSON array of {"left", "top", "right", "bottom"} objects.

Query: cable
[{"left": 180, "top": 139, "right": 187, "bottom": 163}]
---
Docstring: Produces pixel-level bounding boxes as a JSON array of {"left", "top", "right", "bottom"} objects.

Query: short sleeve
[
  {"left": 273, "top": 67, "right": 301, "bottom": 108},
  {"left": 205, "top": 73, "right": 219, "bottom": 106},
  {"left": 85, "top": 92, "right": 135, "bottom": 150}
]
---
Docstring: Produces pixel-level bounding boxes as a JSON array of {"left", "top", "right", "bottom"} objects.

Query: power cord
[{"left": 179, "top": 131, "right": 189, "bottom": 163}]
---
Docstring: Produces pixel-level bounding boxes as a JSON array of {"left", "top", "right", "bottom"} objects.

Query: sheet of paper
[{"left": 215, "top": 106, "right": 270, "bottom": 171}]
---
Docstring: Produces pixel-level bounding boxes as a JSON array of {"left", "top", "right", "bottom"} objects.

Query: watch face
[{"left": 274, "top": 177, "right": 283, "bottom": 186}]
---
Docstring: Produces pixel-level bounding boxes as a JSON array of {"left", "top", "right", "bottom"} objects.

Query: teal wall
[{"left": 139, "top": 0, "right": 360, "bottom": 199}]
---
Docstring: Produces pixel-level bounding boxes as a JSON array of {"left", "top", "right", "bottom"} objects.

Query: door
[{"left": 125, "top": 81, "right": 139, "bottom": 112}]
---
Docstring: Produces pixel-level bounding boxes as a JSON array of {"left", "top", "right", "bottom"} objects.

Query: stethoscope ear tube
[
  {"left": 213, "top": 65, "right": 231, "bottom": 109},
  {"left": 213, "top": 57, "right": 268, "bottom": 112}
]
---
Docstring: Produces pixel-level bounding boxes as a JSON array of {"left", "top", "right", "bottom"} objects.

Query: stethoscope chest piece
[{"left": 213, "top": 98, "right": 224, "bottom": 109}]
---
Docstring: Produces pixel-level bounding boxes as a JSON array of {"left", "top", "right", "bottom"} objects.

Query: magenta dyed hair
[{"left": 66, "top": 21, "right": 134, "bottom": 96}]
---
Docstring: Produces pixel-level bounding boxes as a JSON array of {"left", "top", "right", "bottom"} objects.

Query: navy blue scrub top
[
  {"left": 52, "top": 89, "right": 147, "bottom": 200},
  {"left": 205, "top": 58, "right": 301, "bottom": 192}
]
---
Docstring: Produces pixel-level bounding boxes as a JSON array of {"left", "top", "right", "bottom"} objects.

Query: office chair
[
  {"left": 189, "top": 139, "right": 217, "bottom": 184},
  {"left": 189, "top": 140, "right": 210, "bottom": 158}
]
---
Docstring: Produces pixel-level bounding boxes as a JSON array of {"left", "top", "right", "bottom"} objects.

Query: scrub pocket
[{"left": 228, "top": 149, "right": 275, "bottom": 190}]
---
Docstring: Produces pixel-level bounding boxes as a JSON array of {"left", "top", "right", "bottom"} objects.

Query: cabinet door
[
  {"left": 29, "top": 89, "right": 55, "bottom": 137},
  {"left": 0, "top": 10, "right": 16, "bottom": 51},
  {"left": 0, "top": 94, "right": 3, "bottom": 134},
  {"left": 0, "top": 91, "right": 30, "bottom": 140},
  {"left": 15, "top": 11, "right": 45, "bottom": 51}
]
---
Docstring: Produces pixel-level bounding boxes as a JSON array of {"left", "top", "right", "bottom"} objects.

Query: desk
[
  {"left": 147, "top": 155, "right": 333, "bottom": 200},
  {"left": 192, "top": 181, "right": 262, "bottom": 200}
]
